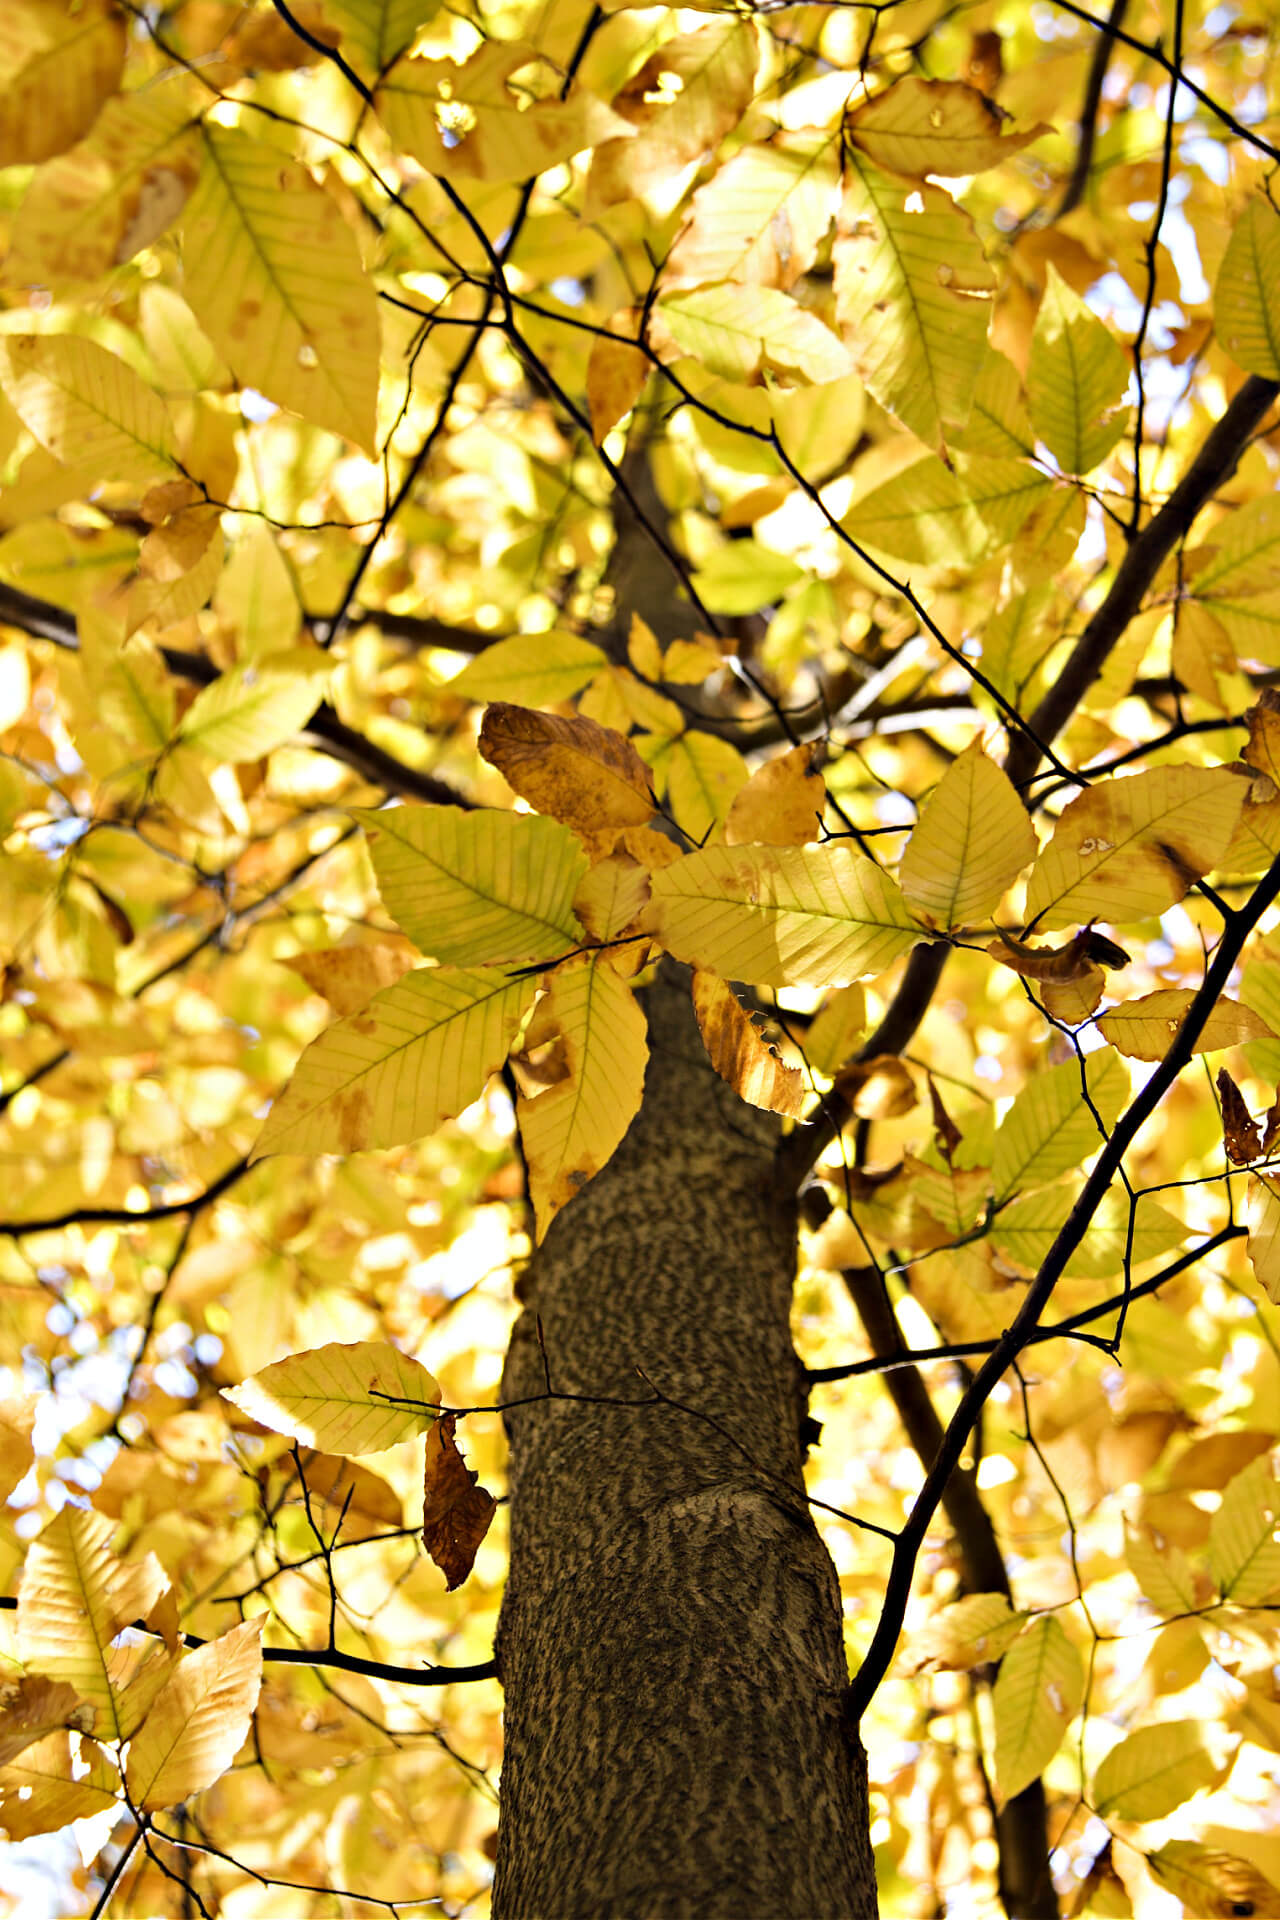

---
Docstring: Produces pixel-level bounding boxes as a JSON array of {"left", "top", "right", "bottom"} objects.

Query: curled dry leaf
[
  {"left": 927, "top": 1077, "right": 961, "bottom": 1162},
  {"left": 988, "top": 926, "right": 1130, "bottom": 1021},
  {"left": 1219, "top": 1068, "right": 1263, "bottom": 1165},
  {"left": 422, "top": 1414, "right": 496, "bottom": 1592},
  {"left": 833, "top": 1052, "right": 916, "bottom": 1119},
  {"left": 690, "top": 971, "right": 804, "bottom": 1117}
]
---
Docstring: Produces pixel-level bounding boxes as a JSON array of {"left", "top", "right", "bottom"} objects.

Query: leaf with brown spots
[
  {"left": 282, "top": 942, "right": 419, "bottom": 1017},
  {"left": 479, "top": 702, "right": 656, "bottom": 838},
  {"left": 422, "top": 1415, "right": 496, "bottom": 1591},
  {"left": 1220, "top": 1068, "right": 1263, "bottom": 1165},
  {"left": 1024, "top": 765, "right": 1244, "bottom": 930},
  {"left": 690, "top": 972, "right": 804, "bottom": 1117},
  {"left": 252, "top": 965, "right": 538, "bottom": 1160}
]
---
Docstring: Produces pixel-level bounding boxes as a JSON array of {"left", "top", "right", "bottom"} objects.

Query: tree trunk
[{"left": 494, "top": 963, "right": 876, "bottom": 1918}]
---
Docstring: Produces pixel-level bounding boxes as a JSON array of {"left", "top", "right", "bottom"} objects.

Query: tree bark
[{"left": 494, "top": 963, "right": 876, "bottom": 1918}]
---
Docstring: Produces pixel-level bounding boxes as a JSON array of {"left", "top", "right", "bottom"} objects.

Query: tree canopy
[{"left": 1, "top": 0, "right": 1280, "bottom": 1914}]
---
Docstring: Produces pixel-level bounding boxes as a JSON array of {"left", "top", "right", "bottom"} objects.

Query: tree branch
[{"left": 844, "top": 851, "right": 1280, "bottom": 1723}]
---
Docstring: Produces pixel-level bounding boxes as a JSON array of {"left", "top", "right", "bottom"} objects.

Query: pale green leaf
[
  {"left": 948, "top": 349, "right": 1035, "bottom": 457},
  {"left": 645, "top": 842, "right": 921, "bottom": 988},
  {"left": 176, "top": 647, "right": 333, "bottom": 761},
  {"left": 1027, "top": 266, "right": 1132, "bottom": 475},
  {"left": 0, "top": 332, "right": 174, "bottom": 486},
  {"left": 449, "top": 633, "right": 608, "bottom": 708},
  {"left": 991, "top": 1188, "right": 1185, "bottom": 1279},
  {"left": 663, "top": 130, "right": 840, "bottom": 290},
  {"left": 647, "top": 732, "right": 749, "bottom": 842},
  {"left": 833, "top": 154, "right": 994, "bottom": 455},
  {"left": 899, "top": 742, "right": 1037, "bottom": 928},
  {"left": 253, "top": 964, "right": 537, "bottom": 1158},
  {"left": 225, "top": 1342, "right": 439, "bottom": 1452},
  {"left": 356, "top": 805, "right": 586, "bottom": 965},
  {"left": 991, "top": 1051, "right": 1127, "bottom": 1200},
  {"left": 1215, "top": 200, "right": 1280, "bottom": 379},
  {"left": 181, "top": 126, "right": 381, "bottom": 451},
  {"left": 1024, "top": 766, "right": 1244, "bottom": 931},
  {"left": 992, "top": 1615, "right": 1082, "bottom": 1806},
  {"left": 518, "top": 955, "right": 648, "bottom": 1237},
  {"left": 1093, "top": 1720, "right": 1221, "bottom": 1822},
  {"left": 652, "top": 284, "right": 851, "bottom": 387},
  {"left": 690, "top": 540, "right": 806, "bottom": 615},
  {"left": 1207, "top": 1454, "right": 1280, "bottom": 1604}
]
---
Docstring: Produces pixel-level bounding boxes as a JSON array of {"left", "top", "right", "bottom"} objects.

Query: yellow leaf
[
  {"left": 846, "top": 78, "right": 1050, "bottom": 181},
  {"left": 1245, "top": 1174, "right": 1280, "bottom": 1305},
  {"left": 663, "top": 130, "right": 839, "bottom": 290},
  {"left": 1125, "top": 1523, "right": 1199, "bottom": 1615},
  {"left": 1215, "top": 199, "right": 1280, "bottom": 379},
  {"left": 176, "top": 646, "right": 333, "bottom": 760},
  {"left": 0, "top": 332, "right": 174, "bottom": 486},
  {"left": 645, "top": 842, "right": 921, "bottom": 988},
  {"left": 1207, "top": 1453, "right": 1280, "bottom": 1604},
  {"left": 282, "top": 942, "right": 418, "bottom": 1015},
  {"left": 901, "top": 1593, "right": 1028, "bottom": 1674},
  {"left": 834, "top": 153, "right": 994, "bottom": 455},
  {"left": 1097, "top": 989, "right": 1271, "bottom": 1061},
  {"left": 0, "top": 0, "right": 124, "bottom": 166},
  {"left": 517, "top": 954, "right": 648, "bottom": 1236},
  {"left": 992, "top": 1614, "right": 1082, "bottom": 1806},
  {"left": 478, "top": 702, "right": 655, "bottom": 835},
  {"left": 17, "top": 1507, "right": 169, "bottom": 1740},
  {"left": 899, "top": 742, "right": 1036, "bottom": 928},
  {"left": 571, "top": 855, "right": 651, "bottom": 943},
  {"left": 1093, "top": 1720, "right": 1223, "bottom": 1822},
  {"left": 586, "top": 318, "right": 650, "bottom": 444},
  {"left": 1024, "top": 766, "right": 1245, "bottom": 930},
  {"left": 450, "top": 633, "right": 608, "bottom": 708},
  {"left": 356, "top": 805, "right": 586, "bottom": 966},
  {"left": 181, "top": 127, "right": 381, "bottom": 452},
  {"left": 725, "top": 742, "right": 826, "bottom": 846},
  {"left": 690, "top": 972, "right": 803, "bottom": 1117},
  {"left": 125, "top": 1621, "right": 262, "bottom": 1812},
  {"left": 6, "top": 78, "right": 200, "bottom": 284},
  {"left": 0, "top": 1731, "right": 119, "bottom": 1841},
  {"left": 585, "top": 19, "right": 757, "bottom": 211},
  {"left": 213, "top": 518, "right": 302, "bottom": 658},
  {"left": 0, "top": 1397, "right": 37, "bottom": 1504},
  {"left": 1149, "top": 1840, "right": 1280, "bottom": 1919},
  {"left": 252, "top": 964, "right": 537, "bottom": 1158},
  {"left": 377, "top": 41, "right": 631, "bottom": 186},
  {"left": 224, "top": 1341, "right": 440, "bottom": 1452},
  {"left": 1026, "top": 266, "right": 1132, "bottom": 474},
  {"left": 317, "top": 0, "right": 437, "bottom": 71},
  {"left": 649, "top": 731, "right": 749, "bottom": 842},
  {"left": 78, "top": 606, "right": 174, "bottom": 752},
  {"left": 0, "top": 1676, "right": 90, "bottom": 1770},
  {"left": 803, "top": 984, "right": 866, "bottom": 1074}
]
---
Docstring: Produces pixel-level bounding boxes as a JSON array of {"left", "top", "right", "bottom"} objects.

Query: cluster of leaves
[{"left": 0, "top": 0, "right": 1280, "bottom": 1914}]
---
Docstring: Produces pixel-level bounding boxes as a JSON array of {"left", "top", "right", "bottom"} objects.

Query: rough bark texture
[{"left": 494, "top": 964, "right": 876, "bottom": 1918}]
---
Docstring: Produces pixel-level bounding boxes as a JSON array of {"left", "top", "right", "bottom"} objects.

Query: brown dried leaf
[
  {"left": 1149, "top": 1839, "right": 1280, "bottom": 1918},
  {"left": 927, "top": 1077, "right": 961, "bottom": 1162},
  {"left": 422, "top": 1414, "right": 496, "bottom": 1592},
  {"left": 690, "top": 972, "right": 804, "bottom": 1117},
  {"left": 833, "top": 1053, "right": 916, "bottom": 1119},
  {"left": 1219, "top": 1068, "right": 1263, "bottom": 1165},
  {"left": 988, "top": 926, "right": 1130, "bottom": 982},
  {"left": 479, "top": 702, "right": 655, "bottom": 837}
]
